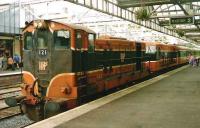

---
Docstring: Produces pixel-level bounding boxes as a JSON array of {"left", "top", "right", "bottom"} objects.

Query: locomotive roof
[
  {"left": 143, "top": 41, "right": 176, "bottom": 46},
  {"left": 62, "top": 22, "right": 96, "bottom": 34},
  {"left": 176, "top": 46, "right": 189, "bottom": 50},
  {"left": 23, "top": 20, "right": 96, "bottom": 34}
]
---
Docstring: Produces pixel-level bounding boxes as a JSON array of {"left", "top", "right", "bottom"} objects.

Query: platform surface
[{"left": 28, "top": 66, "right": 200, "bottom": 128}]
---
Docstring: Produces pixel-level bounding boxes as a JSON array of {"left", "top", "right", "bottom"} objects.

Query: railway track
[
  {"left": 0, "top": 86, "right": 21, "bottom": 93},
  {"left": 0, "top": 84, "right": 21, "bottom": 90},
  {"left": 0, "top": 72, "right": 34, "bottom": 128},
  {"left": 0, "top": 87, "right": 21, "bottom": 98},
  {"left": 0, "top": 101, "right": 35, "bottom": 128},
  {"left": 0, "top": 91, "right": 34, "bottom": 128},
  {"left": 0, "top": 106, "right": 21, "bottom": 120},
  {"left": 0, "top": 85, "right": 21, "bottom": 110},
  {"left": 0, "top": 73, "right": 22, "bottom": 87},
  {"left": 0, "top": 102, "right": 35, "bottom": 128},
  {"left": 0, "top": 112, "right": 34, "bottom": 128},
  {"left": 0, "top": 73, "right": 22, "bottom": 100}
]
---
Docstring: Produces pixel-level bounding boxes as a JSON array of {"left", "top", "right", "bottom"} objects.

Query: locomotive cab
[
  {"left": 18, "top": 20, "right": 96, "bottom": 121},
  {"left": 23, "top": 20, "right": 74, "bottom": 88}
]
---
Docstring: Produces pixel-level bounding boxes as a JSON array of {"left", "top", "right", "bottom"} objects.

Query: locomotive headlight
[
  {"left": 33, "top": 22, "right": 38, "bottom": 28},
  {"left": 38, "top": 22, "right": 43, "bottom": 28},
  {"left": 33, "top": 20, "right": 47, "bottom": 29}
]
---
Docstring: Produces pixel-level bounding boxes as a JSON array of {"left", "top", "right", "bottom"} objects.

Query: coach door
[{"left": 136, "top": 43, "right": 142, "bottom": 71}]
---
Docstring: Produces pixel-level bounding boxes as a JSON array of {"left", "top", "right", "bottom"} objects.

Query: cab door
[
  {"left": 73, "top": 30, "right": 85, "bottom": 72},
  {"left": 87, "top": 33, "right": 96, "bottom": 70},
  {"left": 73, "top": 31, "right": 96, "bottom": 72}
]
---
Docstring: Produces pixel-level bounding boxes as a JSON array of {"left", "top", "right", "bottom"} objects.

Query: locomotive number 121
[{"left": 38, "top": 49, "right": 47, "bottom": 56}]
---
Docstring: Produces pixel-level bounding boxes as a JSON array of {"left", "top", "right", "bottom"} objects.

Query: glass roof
[
  {"left": 113, "top": 0, "right": 200, "bottom": 44},
  {"left": 0, "top": 0, "right": 200, "bottom": 46}
]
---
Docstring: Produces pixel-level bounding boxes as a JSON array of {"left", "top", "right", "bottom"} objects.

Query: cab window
[
  {"left": 24, "top": 32, "right": 33, "bottom": 50},
  {"left": 37, "top": 37, "right": 47, "bottom": 49},
  {"left": 75, "top": 31, "right": 83, "bottom": 50},
  {"left": 54, "top": 30, "right": 70, "bottom": 49},
  {"left": 37, "top": 30, "right": 47, "bottom": 49},
  {"left": 88, "top": 34, "right": 95, "bottom": 52}
]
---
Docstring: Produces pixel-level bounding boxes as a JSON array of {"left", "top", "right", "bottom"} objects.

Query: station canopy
[
  {"left": 114, "top": 0, "right": 200, "bottom": 44},
  {"left": 0, "top": 0, "right": 200, "bottom": 46}
]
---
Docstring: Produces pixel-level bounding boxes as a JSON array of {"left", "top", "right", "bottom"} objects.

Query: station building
[
  {"left": 0, "top": 33, "right": 21, "bottom": 58},
  {"left": 0, "top": 2, "right": 21, "bottom": 59}
]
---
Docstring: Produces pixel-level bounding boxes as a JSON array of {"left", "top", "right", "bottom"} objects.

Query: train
[{"left": 5, "top": 20, "right": 198, "bottom": 121}]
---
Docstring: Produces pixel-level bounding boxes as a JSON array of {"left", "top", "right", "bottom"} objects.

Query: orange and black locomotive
[{"left": 5, "top": 20, "right": 192, "bottom": 121}]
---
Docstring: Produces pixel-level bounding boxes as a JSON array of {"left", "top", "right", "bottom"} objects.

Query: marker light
[
  {"left": 38, "top": 22, "right": 42, "bottom": 28},
  {"left": 33, "top": 22, "right": 38, "bottom": 28},
  {"left": 33, "top": 20, "right": 46, "bottom": 29},
  {"left": 50, "top": 22, "right": 55, "bottom": 28}
]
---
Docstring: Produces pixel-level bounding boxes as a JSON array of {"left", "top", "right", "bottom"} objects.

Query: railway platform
[{"left": 28, "top": 65, "right": 200, "bottom": 128}]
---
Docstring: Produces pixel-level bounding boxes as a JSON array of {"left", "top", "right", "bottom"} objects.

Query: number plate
[{"left": 38, "top": 49, "right": 47, "bottom": 56}]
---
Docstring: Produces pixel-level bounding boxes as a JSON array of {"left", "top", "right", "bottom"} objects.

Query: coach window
[
  {"left": 88, "top": 34, "right": 95, "bottom": 52},
  {"left": 24, "top": 32, "right": 33, "bottom": 50},
  {"left": 54, "top": 30, "right": 70, "bottom": 49},
  {"left": 75, "top": 31, "right": 83, "bottom": 50}
]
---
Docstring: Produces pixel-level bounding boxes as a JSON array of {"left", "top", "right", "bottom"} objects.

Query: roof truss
[{"left": 116, "top": 0, "right": 200, "bottom": 44}]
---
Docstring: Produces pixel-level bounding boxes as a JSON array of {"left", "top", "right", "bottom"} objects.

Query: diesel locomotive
[{"left": 5, "top": 20, "right": 193, "bottom": 121}]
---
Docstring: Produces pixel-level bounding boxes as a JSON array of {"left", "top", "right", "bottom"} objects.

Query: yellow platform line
[{"left": 27, "top": 65, "right": 189, "bottom": 128}]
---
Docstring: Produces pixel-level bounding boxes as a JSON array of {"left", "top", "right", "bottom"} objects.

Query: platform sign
[
  {"left": 160, "top": 20, "right": 169, "bottom": 26},
  {"left": 170, "top": 17, "right": 194, "bottom": 24}
]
